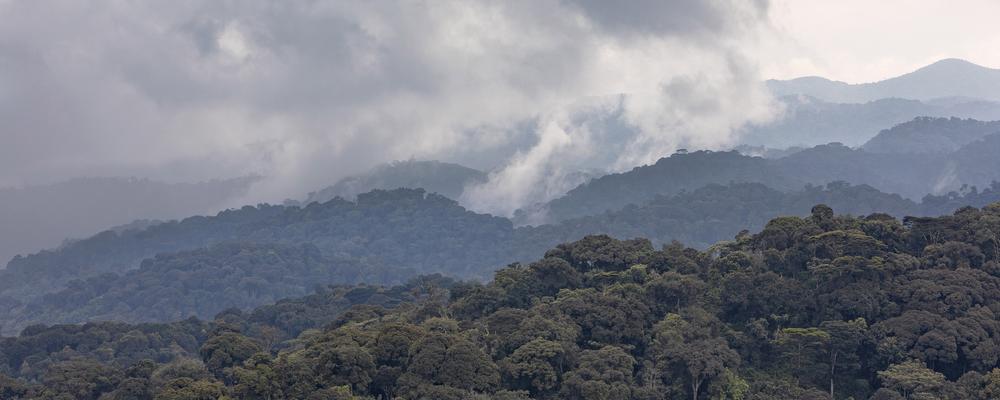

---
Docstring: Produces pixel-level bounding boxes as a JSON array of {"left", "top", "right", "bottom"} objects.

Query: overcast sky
[
  {"left": 765, "top": 0, "right": 1000, "bottom": 83},
  {"left": 1, "top": 0, "right": 997, "bottom": 214}
]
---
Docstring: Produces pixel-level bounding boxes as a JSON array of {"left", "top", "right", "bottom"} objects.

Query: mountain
[
  {"left": 4, "top": 202, "right": 1000, "bottom": 399},
  {"left": 535, "top": 150, "right": 802, "bottom": 223},
  {"left": 0, "top": 242, "right": 378, "bottom": 332},
  {"left": 0, "top": 176, "right": 257, "bottom": 267},
  {"left": 740, "top": 95, "right": 1000, "bottom": 148},
  {"left": 302, "top": 160, "right": 487, "bottom": 205},
  {"left": 862, "top": 117, "right": 1000, "bottom": 154},
  {"left": 517, "top": 180, "right": 1000, "bottom": 255},
  {"left": 516, "top": 182, "right": 921, "bottom": 251},
  {"left": 767, "top": 58, "right": 1000, "bottom": 103},
  {"left": 0, "top": 188, "right": 514, "bottom": 311},
  {"left": 537, "top": 141, "right": 1000, "bottom": 224}
]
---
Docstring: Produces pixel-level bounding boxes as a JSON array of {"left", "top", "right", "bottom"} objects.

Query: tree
[
  {"left": 501, "top": 338, "right": 567, "bottom": 395},
  {"left": 820, "top": 319, "right": 868, "bottom": 399},
  {"left": 199, "top": 333, "right": 262, "bottom": 377},
  {"left": 877, "top": 360, "right": 947, "bottom": 399},
  {"left": 316, "top": 344, "right": 376, "bottom": 392},
  {"left": 401, "top": 333, "right": 499, "bottom": 396},
  {"left": 558, "top": 346, "right": 635, "bottom": 400},
  {"left": 773, "top": 327, "right": 829, "bottom": 387},
  {"left": 652, "top": 311, "right": 740, "bottom": 400}
]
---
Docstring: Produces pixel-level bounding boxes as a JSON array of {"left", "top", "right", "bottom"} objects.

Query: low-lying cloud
[{"left": 0, "top": 0, "right": 780, "bottom": 216}]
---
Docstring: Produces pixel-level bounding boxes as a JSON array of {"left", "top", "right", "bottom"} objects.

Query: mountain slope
[
  {"left": 302, "top": 160, "right": 487, "bottom": 204},
  {"left": 767, "top": 58, "right": 1000, "bottom": 103},
  {"left": 5, "top": 203, "right": 1000, "bottom": 399},
  {"left": 537, "top": 150, "right": 802, "bottom": 222},
  {"left": 0, "top": 188, "right": 514, "bottom": 304},
  {"left": 0, "top": 176, "right": 257, "bottom": 266},
  {"left": 862, "top": 117, "right": 1000, "bottom": 154},
  {"left": 741, "top": 95, "right": 1000, "bottom": 148}
]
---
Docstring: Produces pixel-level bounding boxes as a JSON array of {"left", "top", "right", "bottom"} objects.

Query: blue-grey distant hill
[
  {"left": 302, "top": 160, "right": 487, "bottom": 205},
  {"left": 0, "top": 176, "right": 256, "bottom": 267},
  {"left": 740, "top": 95, "right": 1000, "bottom": 148},
  {"left": 743, "top": 59, "right": 1000, "bottom": 148},
  {"left": 767, "top": 58, "right": 1000, "bottom": 103},
  {"left": 862, "top": 117, "right": 1000, "bottom": 154}
]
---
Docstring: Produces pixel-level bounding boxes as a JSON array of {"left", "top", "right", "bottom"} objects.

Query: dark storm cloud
[{"left": 0, "top": 0, "right": 777, "bottom": 214}]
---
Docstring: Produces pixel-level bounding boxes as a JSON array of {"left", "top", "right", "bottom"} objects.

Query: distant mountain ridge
[
  {"left": 0, "top": 176, "right": 257, "bottom": 267},
  {"left": 302, "top": 160, "right": 487, "bottom": 205},
  {"left": 536, "top": 132, "right": 1000, "bottom": 223},
  {"left": 767, "top": 58, "right": 1000, "bottom": 103},
  {"left": 740, "top": 95, "right": 1000, "bottom": 148},
  {"left": 862, "top": 117, "right": 1000, "bottom": 154}
]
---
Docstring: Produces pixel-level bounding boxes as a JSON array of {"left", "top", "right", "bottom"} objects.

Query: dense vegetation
[
  {"left": 0, "top": 243, "right": 383, "bottom": 332},
  {"left": 6, "top": 181, "right": 1000, "bottom": 336},
  {"left": 537, "top": 150, "right": 801, "bottom": 223},
  {"left": 0, "top": 176, "right": 257, "bottom": 269},
  {"left": 3, "top": 203, "right": 1000, "bottom": 399},
  {"left": 0, "top": 189, "right": 513, "bottom": 302},
  {"left": 861, "top": 117, "right": 1000, "bottom": 154},
  {"left": 543, "top": 127, "right": 1000, "bottom": 222},
  {"left": 517, "top": 182, "right": 922, "bottom": 251},
  {"left": 300, "top": 161, "right": 487, "bottom": 205}
]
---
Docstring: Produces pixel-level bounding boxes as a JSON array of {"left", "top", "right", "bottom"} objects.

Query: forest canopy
[{"left": 3, "top": 202, "right": 1000, "bottom": 399}]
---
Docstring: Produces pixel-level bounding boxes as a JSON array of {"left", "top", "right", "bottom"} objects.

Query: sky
[
  {"left": 1, "top": 0, "right": 998, "bottom": 216},
  {"left": 764, "top": 0, "right": 1000, "bottom": 83}
]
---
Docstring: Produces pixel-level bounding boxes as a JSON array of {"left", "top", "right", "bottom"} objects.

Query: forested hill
[
  {"left": 515, "top": 182, "right": 921, "bottom": 253},
  {"left": 301, "top": 160, "right": 488, "bottom": 205},
  {"left": 0, "top": 189, "right": 513, "bottom": 304},
  {"left": 541, "top": 135, "right": 1000, "bottom": 222},
  {"left": 0, "top": 176, "right": 257, "bottom": 269},
  {"left": 538, "top": 150, "right": 801, "bottom": 223},
  {"left": 862, "top": 117, "right": 1000, "bottom": 154},
  {"left": 0, "top": 243, "right": 379, "bottom": 333},
  {"left": 3, "top": 203, "right": 1000, "bottom": 399},
  {"left": 5, "top": 182, "right": 999, "bottom": 336},
  {"left": 740, "top": 96, "right": 1000, "bottom": 148}
]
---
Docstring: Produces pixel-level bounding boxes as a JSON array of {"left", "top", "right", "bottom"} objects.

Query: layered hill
[
  {"left": 740, "top": 95, "right": 1000, "bottom": 148},
  {"left": 862, "top": 117, "right": 1000, "bottom": 154},
  {"left": 541, "top": 128, "right": 1000, "bottom": 222},
  {"left": 0, "top": 176, "right": 257, "bottom": 266},
  {"left": 767, "top": 58, "right": 1000, "bottom": 103},
  {"left": 0, "top": 189, "right": 514, "bottom": 305},
  {"left": 4, "top": 203, "right": 1000, "bottom": 399},
  {"left": 302, "top": 160, "right": 487, "bottom": 205}
]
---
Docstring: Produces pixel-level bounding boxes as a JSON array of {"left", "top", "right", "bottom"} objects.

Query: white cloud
[{"left": 0, "top": 0, "right": 780, "bottom": 216}]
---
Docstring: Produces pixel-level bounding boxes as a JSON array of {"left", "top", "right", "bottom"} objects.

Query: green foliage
[
  {"left": 0, "top": 188, "right": 513, "bottom": 335},
  {"left": 2, "top": 202, "right": 1000, "bottom": 399}
]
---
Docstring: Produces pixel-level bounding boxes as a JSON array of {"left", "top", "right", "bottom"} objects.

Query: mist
[{"left": 1, "top": 0, "right": 780, "bottom": 218}]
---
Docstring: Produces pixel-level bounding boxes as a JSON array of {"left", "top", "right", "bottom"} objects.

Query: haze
[{"left": 1, "top": 0, "right": 999, "bottom": 259}]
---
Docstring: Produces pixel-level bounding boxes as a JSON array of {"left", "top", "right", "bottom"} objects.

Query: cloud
[{"left": 0, "top": 0, "right": 779, "bottom": 216}]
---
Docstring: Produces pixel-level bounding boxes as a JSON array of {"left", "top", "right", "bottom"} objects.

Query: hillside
[
  {"left": 537, "top": 150, "right": 801, "bottom": 223},
  {"left": 542, "top": 138, "right": 1000, "bottom": 222},
  {"left": 740, "top": 96, "right": 1000, "bottom": 148},
  {"left": 862, "top": 117, "right": 1000, "bottom": 154},
  {"left": 0, "top": 176, "right": 257, "bottom": 267},
  {"left": 516, "top": 182, "right": 920, "bottom": 252},
  {"left": 302, "top": 160, "right": 487, "bottom": 205},
  {"left": 767, "top": 58, "right": 1000, "bottom": 103},
  {"left": 0, "top": 189, "right": 514, "bottom": 306},
  {"left": 0, "top": 243, "right": 385, "bottom": 335},
  {"left": 3, "top": 203, "right": 1000, "bottom": 399}
]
